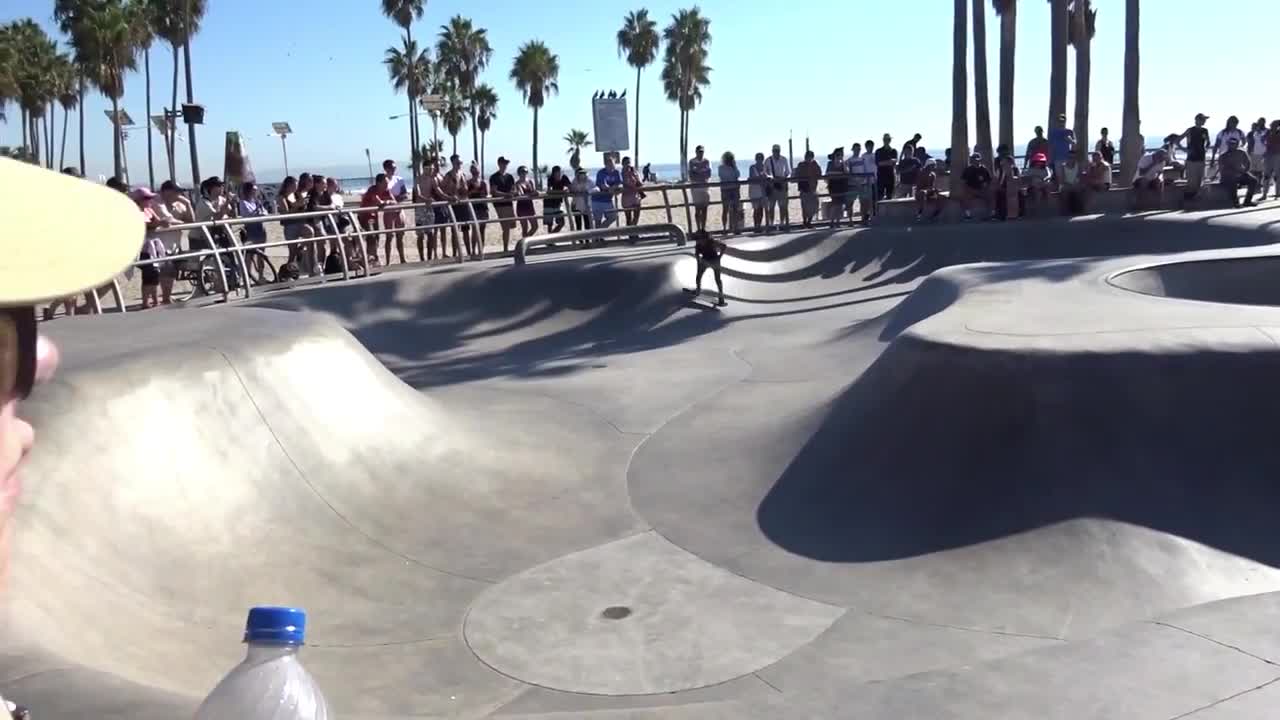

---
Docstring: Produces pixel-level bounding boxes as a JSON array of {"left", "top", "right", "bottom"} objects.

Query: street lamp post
[{"left": 270, "top": 122, "right": 292, "bottom": 176}]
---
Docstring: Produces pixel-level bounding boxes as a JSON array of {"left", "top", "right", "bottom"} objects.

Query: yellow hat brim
[{"left": 0, "top": 158, "right": 144, "bottom": 305}]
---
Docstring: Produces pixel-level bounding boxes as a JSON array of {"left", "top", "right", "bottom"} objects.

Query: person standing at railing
[
  {"left": 874, "top": 134, "right": 898, "bottom": 201},
  {"left": 747, "top": 152, "right": 769, "bottom": 233},
  {"left": 443, "top": 155, "right": 473, "bottom": 258},
  {"left": 515, "top": 166, "right": 540, "bottom": 239},
  {"left": 847, "top": 143, "right": 874, "bottom": 223},
  {"left": 765, "top": 144, "right": 791, "bottom": 232},
  {"left": 688, "top": 146, "right": 713, "bottom": 233},
  {"left": 1095, "top": 128, "right": 1116, "bottom": 166},
  {"left": 592, "top": 154, "right": 623, "bottom": 229},
  {"left": 570, "top": 168, "right": 593, "bottom": 233},
  {"left": 130, "top": 187, "right": 169, "bottom": 309},
  {"left": 621, "top": 158, "right": 644, "bottom": 235},
  {"left": 1262, "top": 120, "right": 1280, "bottom": 202},
  {"left": 489, "top": 157, "right": 519, "bottom": 253},
  {"left": 895, "top": 151, "right": 922, "bottom": 201},
  {"left": 795, "top": 150, "right": 822, "bottom": 229},
  {"left": 825, "top": 148, "right": 850, "bottom": 228},
  {"left": 194, "top": 177, "right": 235, "bottom": 251},
  {"left": 358, "top": 174, "right": 388, "bottom": 266},
  {"left": 238, "top": 181, "right": 270, "bottom": 284},
  {"left": 1247, "top": 118, "right": 1268, "bottom": 179},
  {"left": 468, "top": 163, "right": 491, "bottom": 257},
  {"left": 718, "top": 151, "right": 742, "bottom": 235},
  {"left": 412, "top": 160, "right": 435, "bottom": 262},
  {"left": 543, "top": 165, "right": 572, "bottom": 234},
  {"left": 1025, "top": 127, "right": 1049, "bottom": 170}
]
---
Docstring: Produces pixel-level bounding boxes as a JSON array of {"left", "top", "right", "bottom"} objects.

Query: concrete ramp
[{"left": 9, "top": 207, "right": 1280, "bottom": 718}]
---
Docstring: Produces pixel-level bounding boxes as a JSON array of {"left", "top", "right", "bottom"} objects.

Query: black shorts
[
  {"left": 140, "top": 259, "right": 160, "bottom": 286},
  {"left": 433, "top": 207, "right": 451, "bottom": 225},
  {"left": 453, "top": 203, "right": 473, "bottom": 222}
]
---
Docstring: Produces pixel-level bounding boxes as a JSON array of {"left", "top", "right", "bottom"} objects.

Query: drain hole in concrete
[{"left": 601, "top": 606, "right": 632, "bottom": 620}]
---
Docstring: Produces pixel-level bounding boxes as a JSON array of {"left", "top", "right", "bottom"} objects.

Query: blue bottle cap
[{"left": 243, "top": 606, "right": 307, "bottom": 645}]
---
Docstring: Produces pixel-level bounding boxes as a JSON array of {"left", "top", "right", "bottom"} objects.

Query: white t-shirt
[
  {"left": 1249, "top": 129, "right": 1268, "bottom": 157},
  {"left": 1134, "top": 153, "right": 1165, "bottom": 181},
  {"left": 765, "top": 155, "right": 791, "bottom": 179},
  {"left": 387, "top": 174, "right": 407, "bottom": 199},
  {"left": 1214, "top": 128, "right": 1246, "bottom": 156}
]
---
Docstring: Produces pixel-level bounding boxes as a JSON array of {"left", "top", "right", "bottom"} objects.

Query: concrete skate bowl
[
  {"left": 8, "top": 208, "right": 1280, "bottom": 718},
  {"left": 1109, "top": 254, "right": 1280, "bottom": 306}
]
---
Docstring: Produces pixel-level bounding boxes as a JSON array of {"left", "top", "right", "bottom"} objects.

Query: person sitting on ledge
[
  {"left": 1218, "top": 138, "right": 1260, "bottom": 208},
  {"left": 1023, "top": 153, "right": 1053, "bottom": 211},
  {"left": 960, "top": 153, "right": 995, "bottom": 221},
  {"left": 914, "top": 159, "right": 942, "bottom": 222},
  {"left": 1058, "top": 153, "right": 1086, "bottom": 215},
  {"left": 1131, "top": 149, "right": 1169, "bottom": 210}
]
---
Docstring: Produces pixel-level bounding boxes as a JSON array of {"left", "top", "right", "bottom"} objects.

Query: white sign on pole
[
  {"left": 420, "top": 94, "right": 446, "bottom": 112},
  {"left": 592, "top": 98, "right": 630, "bottom": 154}
]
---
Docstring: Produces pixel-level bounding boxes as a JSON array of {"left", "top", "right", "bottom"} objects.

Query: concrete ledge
[{"left": 872, "top": 182, "right": 1239, "bottom": 225}]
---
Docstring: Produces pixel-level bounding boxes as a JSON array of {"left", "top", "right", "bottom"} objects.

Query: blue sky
[{"left": 3, "top": 0, "right": 1274, "bottom": 183}]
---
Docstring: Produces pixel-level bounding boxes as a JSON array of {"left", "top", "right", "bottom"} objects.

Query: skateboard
[{"left": 683, "top": 288, "right": 727, "bottom": 309}]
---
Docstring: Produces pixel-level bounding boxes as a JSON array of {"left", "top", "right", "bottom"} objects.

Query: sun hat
[
  {"left": 0, "top": 158, "right": 143, "bottom": 306},
  {"left": 1031, "top": 152, "right": 1048, "bottom": 164},
  {"left": 128, "top": 186, "right": 157, "bottom": 201}
]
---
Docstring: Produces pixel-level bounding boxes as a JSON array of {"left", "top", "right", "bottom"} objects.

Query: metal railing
[{"left": 66, "top": 172, "right": 881, "bottom": 317}]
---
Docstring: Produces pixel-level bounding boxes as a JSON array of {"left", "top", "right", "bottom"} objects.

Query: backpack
[
  {"left": 278, "top": 262, "right": 301, "bottom": 282},
  {"left": 323, "top": 251, "right": 344, "bottom": 275}
]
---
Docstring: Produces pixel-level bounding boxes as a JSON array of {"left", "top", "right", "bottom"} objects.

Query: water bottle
[{"left": 194, "top": 606, "right": 330, "bottom": 720}]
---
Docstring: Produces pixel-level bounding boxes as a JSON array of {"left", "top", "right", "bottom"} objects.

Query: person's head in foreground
[
  {"left": 694, "top": 145, "right": 704, "bottom": 160},
  {"left": 517, "top": 165, "right": 529, "bottom": 178},
  {"left": 160, "top": 180, "right": 182, "bottom": 203},
  {"left": 240, "top": 181, "right": 257, "bottom": 200},
  {"left": 603, "top": 154, "right": 616, "bottom": 169},
  {"left": 326, "top": 177, "right": 340, "bottom": 194},
  {"left": 550, "top": 165, "right": 562, "bottom": 181},
  {"left": 722, "top": 151, "right": 735, "bottom": 166},
  {"left": 449, "top": 154, "right": 461, "bottom": 172},
  {"left": 804, "top": 150, "right": 815, "bottom": 162},
  {"left": 864, "top": 139, "right": 875, "bottom": 153},
  {"left": 1272, "top": 120, "right": 1280, "bottom": 131},
  {"left": 383, "top": 158, "right": 397, "bottom": 175},
  {"left": 128, "top": 186, "right": 157, "bottom": 209},
  {"left": 771, "top": 144, "right": 782, "bottom": 157},
  {"left": 1100, "top": 127, "right": 1109, "bottom": 138},
  {"left": 851, "top": 143, "right": 861, "bottom": 157},
  {"left": 969, "top": 152, "right": 982, "bottom": 167},
  {"left": 0, "top": 158, "right": 144, "bottom": 583},
  {"left": 470, "top": 163, "right": 482, "bottom": 180},
  {"left": 754, "top": 152, "right": 765, "bottom": 165},
  {"left": 374, "top": 173, "right": 388, "bottom": 192},
  {"left": 622, "top": 156, "right": 633, "bottom": 169},
  {"left": 1034, "top": 126, "right": 1045, "bottom": 138},
  {"left": 575, "top": 167, "right": 588, "bottom": 181},
  {"left": 1226, "top": 115, "right": 1239, "bottom": 129},
  {"left": 831, "top": 148, "right": 843, "bottom": 163},
  {"left": 1194, "top": 113, "right": 1208, "bottom": 127},
  {"left": 298, "top": 172, "right": 313, "bottom": 194},
  {"left": 882, "top": 133, "right": 892, "bottom": 146},
  {"left": 1090, "top": 151, "right": 1104, "bottom": 165},
  {"left": 497, "top": 156, "right": 510, "bottom": 172}
]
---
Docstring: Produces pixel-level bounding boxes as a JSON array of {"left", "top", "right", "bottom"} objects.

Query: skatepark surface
[{"left": 6, "top": 206, "right": 1280, "bottom": 718}]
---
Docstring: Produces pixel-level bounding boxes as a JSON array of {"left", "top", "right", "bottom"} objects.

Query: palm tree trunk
[
  {"left": 481, "top": 130, "right": 486, "bottom": 176},
  {"left": 183, "top": 40, "right": 200, "bottom": 189},
  {"left": 1119, "top": 0, "right": 1141, "bottom": 186},
  {"left": 111, "top": 94, "right": 123, "bottom": 180},
  {"left": 1072, "top": 7, "right": 1091, "bottom": 163},
  {"left": 45, "top": 106, "right": 53, "bottom": 168},
  {"left": 77, "top": 77, "right": 85, "bottom": 175},
  {"left": 998, "top": 3, "right": 1017, "bottom": 151},
  {"left": 60, "top": 105, "right": 69, "bottom": 170},
  {"left": 145, "top": 45, "right": 155, "bottom": 189},
  {"left": 532, "top": 106, "right": 540, "bottom": 189},
  {"left": 471, "top": 110, "right": 479, "bottom": 168},
  {"left": 407, "top": 90, "right": 418, "bottom": 183},
  {"left": 951, "top": 0, "right": 969, "bottom": 194},
  {"left": 1048, "top": 0, "right": 1068, "bottom": 131},
  {"left": 972, "top": 0, "right": 993, "bottom": 169},
  {"left": 634, "top": 66, "right": 642, "bottom": 166},
  {"left": 19, "top": 107, "right": 27, "bottom": 153},
  {"left": 170, "top": 44, "right": 179, "bottom": 181},
  {"left": 451, "top": 132, "right": 457, "bottom": 157}
]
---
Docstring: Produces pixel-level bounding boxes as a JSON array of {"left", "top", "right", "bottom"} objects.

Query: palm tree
[
  {"left": 7, "top": 20, "right": 56, "bottom": 166},
  {"left": 384, "top": 35, "right": 431, "bottom": 172},
  {"left": 472, "top": 82, "right": 497, "bottom": 173},
  {"left": 951, "top": 0, "right": 969, "bottom": 194},
  {"left": 437, "top": 16, "right": 492, "bottom": 166},
  {"left": 509, "top": 40, "right": 559, "bottom": 188},
  {"left": 992, "top": 0, "right": 1016, "bottom": 152},
  {"left": 661, "top": 8, "right": 712, "bottom": 181},
  {"left": 972, "top": 0, "right": 993, "bottom": 168},
  {"left": 83, "top": 0, "right": 140, "bottom": 181},
  {"left": 564, "top": 129, "right": 592, "bottom": 156},
  {"left": 1119, "top": 0, "right": 1140, "bottom": 185},
  {"left": 382, "top": 0, "right": 427, "bottom": 183},
  {"left": 616, "top": 9, "right": 660, "bottom": 166},
  {"left": 54, "top": 0, "right": 94, "bottom": 175},
  {"left": 55, "top": 59, "right": 79, "bottom": 170},
  {"left": 441, "top": 89, "right": 466, "bottom": 157},
  {"left": 1048, "top": 0, "right": 1068, "bottom": 133},
  {"left": 0, "top": 24, "right": 15, "bottom": 126},
  {"left": 1069, "top": 0, "right": 1096, "bottom": 163},
  {"left": 132, "top": 0, "right": 157, "bottom": 187}
]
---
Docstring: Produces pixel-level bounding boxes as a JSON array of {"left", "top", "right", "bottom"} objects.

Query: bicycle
[{"left": 174, "top": 246, "right": 278, "bottom": 300}]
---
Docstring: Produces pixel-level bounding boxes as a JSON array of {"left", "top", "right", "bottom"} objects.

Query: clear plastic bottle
[{"left": 194, "top": 606, "right": 330, "bottom": 720}]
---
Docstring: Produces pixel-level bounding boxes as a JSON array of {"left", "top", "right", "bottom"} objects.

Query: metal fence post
[
  {"left": 660, "top": 187, "right": 674, "bottom": 226},
  {"left": 679, "top": 185, "right": 694, "bottom": 233},
  {"left": 199, "top": 226, "right": 231, "bottom": 302}
]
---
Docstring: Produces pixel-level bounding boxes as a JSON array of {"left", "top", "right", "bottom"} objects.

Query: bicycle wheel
[
  {"left": 196, "top": 256, "right": 227, "bottom": 297},
  {"left": 249, "top": 250, "right": 278, "bottom": 286}
]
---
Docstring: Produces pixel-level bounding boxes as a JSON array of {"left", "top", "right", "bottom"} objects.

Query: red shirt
[{"left": 358, "top": 186, "right": 382, "bottom": 224}]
